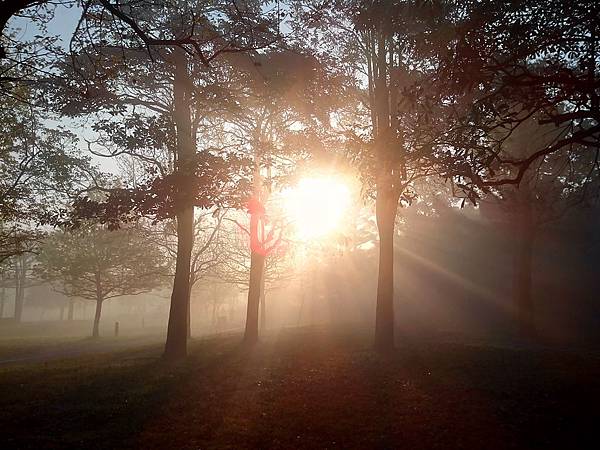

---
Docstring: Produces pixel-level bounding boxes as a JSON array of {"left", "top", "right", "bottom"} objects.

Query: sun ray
[{"left": 280, "top": 177, "right": 352, "bottom": 241}]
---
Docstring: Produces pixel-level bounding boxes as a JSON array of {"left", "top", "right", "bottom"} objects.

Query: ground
[{"left": 1, "top": 327, "right": 599, "bottom": 449}]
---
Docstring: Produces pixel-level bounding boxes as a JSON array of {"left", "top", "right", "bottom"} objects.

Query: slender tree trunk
[
  {"left": 67, "top": 299, "right": 74, "bottom": 321},
  {"left": 513, "top": 219, "right": 536, "bottom": 338},
  {"left": 187, "top": 291, "right": 191, "bottom": 339},
  {"left": 59, "top": 306, "right": 65, "bottom": 321},
  {"left": 259, "top": 272, "right": 266, "bottom": 331},
  {"left": 374, "top": 184, "right": 398, "bottom": 350},
  {"left": 244, "top": 251, "right": 265, "bottom": 344},
  {"left": 164, "top": 48, "right": 194, "bottom": 360},
  {"left": 187, "top": 279, "right": 193, "bottom": 339},
  {"left": 13, "top": 255, "right": 26, "bottom": 322},
  {"left": 92, "top": 299, "right": 103, "bottom": 338}
]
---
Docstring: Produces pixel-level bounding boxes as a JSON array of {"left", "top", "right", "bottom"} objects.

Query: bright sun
[{"left": 282, "top": 177, "right": 352, "bottom": 240}]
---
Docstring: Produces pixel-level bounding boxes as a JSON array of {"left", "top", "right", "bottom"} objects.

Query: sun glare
[{"left": 282, "top": 177, "right": 352, "bottom": 240}]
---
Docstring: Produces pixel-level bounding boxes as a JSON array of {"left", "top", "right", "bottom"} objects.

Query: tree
[
  {"left": 1, "top": 0, "right": 277, "bottom": 82},
  {"left": 55, "top": 1, "right": 277, "bottom": 358},
  {"left": 37, "top": 226, "right": 166, "bottom": 337},
  {"left": 0, "top": 84, "right": 92, "bottom": 262},
  {"left": 216, "top": 212, "right": 296, "bottom": 332},
  {"left": 297, "top": 0, "right": 461, "bottom": 349},
  {"left": 12, "top": 253, "right": 30, "bottom": 322},
  {"left": 478, "top": 116, "right": 598, "bottom": 337},
  {"left": 0, "top": 264, "right": 7, "bottom": 318},
  {"left": 143, "top": 209, "right": 227, "bottom": 338},
  {"left": 427, "top": 0, "right": 600, "bottom": 187},
  {"left": 203, "top": 48, "right": 340, "bottom": 344}
]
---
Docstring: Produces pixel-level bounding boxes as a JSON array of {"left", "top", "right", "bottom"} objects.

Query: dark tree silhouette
[
  {"left": 478, "top": 116, "right": 598, "bottom": 336},
  {"left": 427, "top": 0, "right": 600, "bottom": 187}
]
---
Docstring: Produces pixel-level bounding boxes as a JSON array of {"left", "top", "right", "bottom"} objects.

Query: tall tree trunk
[
  {"left": 259, "top": 271, "right": 266, "bottom": 331},
  {"left": 67, "top": 299, "right": 74, "bottom": 321},
  {"left": 59, "top": 306, "right": 65, "bottom": 321},
  {"left": 371, "top": 30, "right": 399, "bottom": 351},
  {"left": 92, "top": 299, "right": 103, "bottom": 338},
  {"left": 244, "top": 140, "right": 266, "bottom": 345},
  {"left": 164, "top": 49, "right": 194, "bottom": 360},
  {"left": 187, "top": 282, "right": 192, "bottom": 339},
  {"left": 92, "top": 273, "right": 104, "bottom": 338},
  {"left": 186, "top": 275, "right": 194, "bottom": 339},
  {"left": 13, "top": 255, "right": 26, "bottom": 322},
  {"left": 374, "top": 184, "right": 398, "bottom": 350},
  {"left": 513, "top": 218, "right": 536, "bottom": 338},
  {"left": 244, "top": 250, "right": 265, "bottom": 344},
  {"left": 165, "top": 207, "right": 194, "bottom": 357}
]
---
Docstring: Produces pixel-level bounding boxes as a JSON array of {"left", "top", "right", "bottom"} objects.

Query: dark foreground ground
[{"left": 1, "top": 327, "right": 599, "bottom": 449}]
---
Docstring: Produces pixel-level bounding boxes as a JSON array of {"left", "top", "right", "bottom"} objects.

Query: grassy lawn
[{"left": 1, "top": 328, "right": 599, "bottom": 449}]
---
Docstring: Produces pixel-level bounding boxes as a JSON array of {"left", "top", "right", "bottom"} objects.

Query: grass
[{"left": 1, "top": 327, "right": 599, "bottom": 449}]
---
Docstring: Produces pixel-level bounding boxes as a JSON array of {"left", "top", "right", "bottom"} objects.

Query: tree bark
[
  {"left": 244, "top": 138, "right": 266, "bottom": 345},
  {"left": 187, "top": 280, "right": 192, "bottom": 339},
  {"left": 92, "top": 299, "right": 103, "bottom": 338},
  {"left": 163, "top": 48, "right": 194, "bottom": 360},
  {"left": 13, "top": 255, "right": 26, "bottom": 322},
  {"left": 259, "top": 272, "right": 266, "bottom": 331},
  {"left": 371, "top": 30, "right": 398, "bottom": 351},
  {"left": 244, "top": 250, "right": 265, "bottom": 344},
  {"left": 374, "top": 184, "right": 398, "bottom": 351},
  {"left": 165, "top": 207, "right": 194, "bottom": 357}
]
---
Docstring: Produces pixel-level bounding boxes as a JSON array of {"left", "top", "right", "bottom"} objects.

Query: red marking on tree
[{"left": 242, "top": 196, "right": 286, "bottom": 257}]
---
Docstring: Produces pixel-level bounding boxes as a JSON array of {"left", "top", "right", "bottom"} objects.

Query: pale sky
[{"left": 9, "top": 4, "right": 120, "bottom": 175}]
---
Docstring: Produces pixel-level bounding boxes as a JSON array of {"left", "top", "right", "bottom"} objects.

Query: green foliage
[
  {"left": 0, "top": 87, "right": 93, "bottom": 261},
  {"left": 37, "top": 226, "right": 167, "bottom": 301}
]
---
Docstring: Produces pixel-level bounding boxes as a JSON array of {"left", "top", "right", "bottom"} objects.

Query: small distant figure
[{"left": 114, "top": 321, "right": 119, "bottom": 337}]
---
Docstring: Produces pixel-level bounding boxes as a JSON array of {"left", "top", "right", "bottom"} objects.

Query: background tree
[
  {"left": 37, "top": 226, "right": 166, "bottom": 337},
  {"left": 217, "top": 213, "right": 296, "bottom": 331},
  {"left": 478, "top": 116, "right": 599, "bottom": 337},
  {"left": 144, "top": 209, "right": 227, "bottom": 337}
]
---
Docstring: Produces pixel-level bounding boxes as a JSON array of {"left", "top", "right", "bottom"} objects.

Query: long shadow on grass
[{"left": 0, "top": 337, "right": 249, "bottom": 450}]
